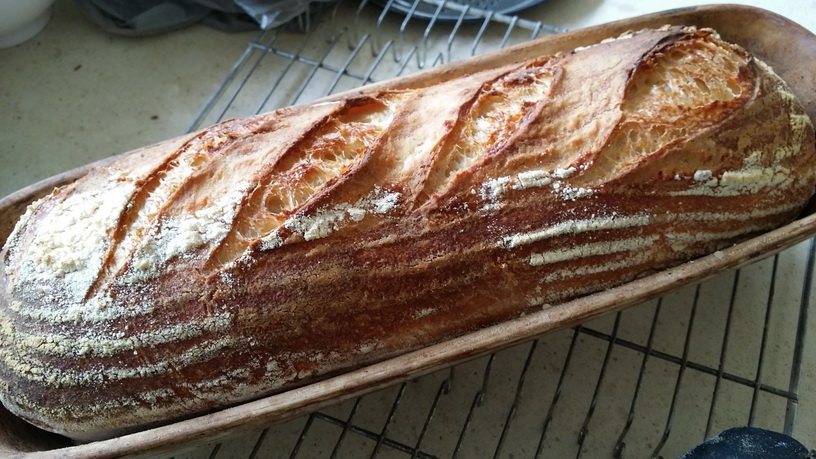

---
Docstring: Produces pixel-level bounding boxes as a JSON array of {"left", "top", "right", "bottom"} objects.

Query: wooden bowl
[{"left": 1, "top": 4, "right": 815, "bottom": 457}]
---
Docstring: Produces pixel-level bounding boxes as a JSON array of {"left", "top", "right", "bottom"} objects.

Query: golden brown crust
[{"left": 1, "top": 26, "right": 814, "bottom": 441}]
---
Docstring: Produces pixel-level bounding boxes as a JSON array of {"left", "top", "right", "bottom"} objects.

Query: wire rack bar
[
  {"left": 747, "top": 256, "right": 779, "bottom": 426},
  {"left": 612, "top": 299, "right": 662, "bottom": 458},
  {"left": 493, "top": 339, "right": 538, "bottom": 459},
  {"left": 575, "top": 326, "right": 798, "bottom": 401},
  {"left": 169, "top": 2, "right": 813, "bottom": 458},
  {"left": 704, "top": 270, "right": 742, "bottom": 438},
  {"left": 786, "top": 238, "right": 815, "bottom": 432},
  {"left": 651, "top": 284, "right": 701, "bottom": 457},
  {"left": 536, "top": 327, "right": 580, "bottom": 457},
  {"left": 576, "top": 313, "right": 623, "bottom": 458}
]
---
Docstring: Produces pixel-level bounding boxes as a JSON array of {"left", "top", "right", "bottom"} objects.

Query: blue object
[{"left": 681, "top": 427, "right": 813, "bottom": 459}]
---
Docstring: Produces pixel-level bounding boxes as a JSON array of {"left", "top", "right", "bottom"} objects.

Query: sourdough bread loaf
[{"left": 1, "top": 26, "right": 814, "bottom": 441}]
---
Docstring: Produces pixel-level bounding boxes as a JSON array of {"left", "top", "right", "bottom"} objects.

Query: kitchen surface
[{"left": 3, "top": 0, "right": 816, "bottom": 457}]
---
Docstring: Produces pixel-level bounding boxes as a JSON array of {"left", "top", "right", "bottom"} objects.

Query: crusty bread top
[
  {"left": 6, "top": 27, "right": 810, "bottom": 308},
  {"left": 1, "top": 26, "right": 814, "bottom": 440}
]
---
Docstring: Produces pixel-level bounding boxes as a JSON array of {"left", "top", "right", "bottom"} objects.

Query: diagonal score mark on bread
[
  {"left": 581, "top": 31, "right": 756, "bottom": 185},
  {"left": 415, "top": 57, "right": 561, "bottom": 206},
  {"left": 209, "top": 97, "right": 398, "bottom": 268},
  {"left": 202, "top": 63, "right": 545, "bottom": 267},
  {"left": 83, "top": 103, "right": 344, "bottom": 297},
  {"left": 91, "top": 117, "right": 284, "bottom": 299},
  {"left": 120, "top": 103, "right": 346, "bottom": 282}
]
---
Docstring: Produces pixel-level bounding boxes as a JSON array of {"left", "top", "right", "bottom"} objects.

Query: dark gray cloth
[{"left": 74, "top": 0, "right": 334, "bottom": 35}]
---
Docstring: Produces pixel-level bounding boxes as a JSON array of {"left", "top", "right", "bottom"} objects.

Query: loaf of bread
[{"left": 1, "top": 26, "right": 814, "bottom": 441}]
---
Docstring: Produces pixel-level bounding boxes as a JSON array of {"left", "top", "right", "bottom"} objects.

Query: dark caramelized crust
[{"left": 1, "top": 26, "right": 814, "bottom": 441}]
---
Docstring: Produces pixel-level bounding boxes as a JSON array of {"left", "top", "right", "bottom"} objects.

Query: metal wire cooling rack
[{"left": 173, "top": 1, "right": 814, "bottom": 457}]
